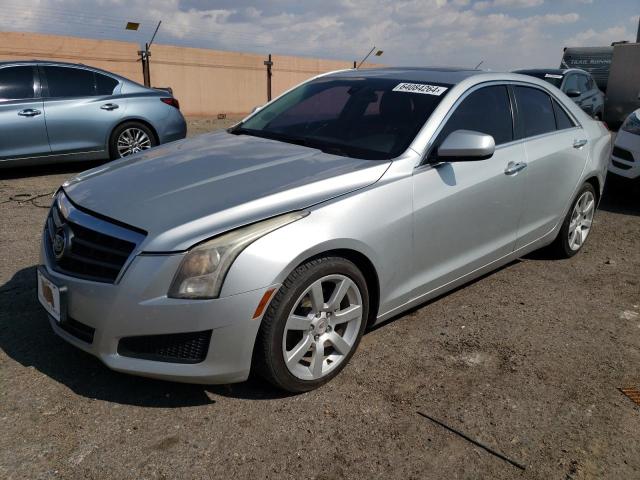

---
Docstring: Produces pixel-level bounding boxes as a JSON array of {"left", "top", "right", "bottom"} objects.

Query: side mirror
[
  {"left": 251, "top": 105, "right": 263, "bottom": 114},
  {"left": 436, "top": 130, "right": 495, "bottom": 162},
  {"left": 566, "top": 89, "right": 581, "bottom": 98}
]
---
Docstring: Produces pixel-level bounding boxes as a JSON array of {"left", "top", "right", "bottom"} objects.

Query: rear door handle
[
  {"left": 100, "top": 103, "right": 119, "bottom": 111},
  {"left": 504, "top": 161, "right": 527, "bottom": 175},
  {"left": 18, "top": 109, "right": 41, "bottom": 117},
  {"left": 573, "top": 139, "right": 588, "bottom": 149}
]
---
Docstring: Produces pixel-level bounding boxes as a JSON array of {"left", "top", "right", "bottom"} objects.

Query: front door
[
  {"left": 411, "top": 84, "right": 526, "bottom": 297},
  {"left": 0, "top": 65, "right": 50, "bottom": 161}
]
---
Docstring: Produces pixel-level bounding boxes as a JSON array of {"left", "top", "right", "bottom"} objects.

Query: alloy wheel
[
  {"left": 117, "top": 128, "right": 152, "bottom": 157},
  {"left": 568, "top": 190, "right": 595, "bottom": 251},
  {"left": 282, "top": 274, "right": 363, "bottom": 381}
]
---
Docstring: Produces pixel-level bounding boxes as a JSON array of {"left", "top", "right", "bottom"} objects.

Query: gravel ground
[{"left": 0, "top": 118, "right": 639, "bottom": 479}]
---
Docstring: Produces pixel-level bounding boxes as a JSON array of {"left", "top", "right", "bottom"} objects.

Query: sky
[{"left": 0, "top": 0, "right": 638, "bottom": 70}]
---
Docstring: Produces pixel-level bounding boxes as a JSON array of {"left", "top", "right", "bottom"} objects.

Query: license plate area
[{"left": 37, "top": 267, "right": 67, "bottom": 323}]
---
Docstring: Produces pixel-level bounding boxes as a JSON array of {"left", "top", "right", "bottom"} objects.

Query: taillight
[{"left": 161, "top": 97, "right": 180, "bottom": 109}]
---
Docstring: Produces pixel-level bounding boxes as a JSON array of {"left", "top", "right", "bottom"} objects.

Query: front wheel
[
  {"left": 550, "top": 183, "right": 597, "bottom": 258},
  {"left": 254, "top": 257, "right": 369, "bottom": 392}
]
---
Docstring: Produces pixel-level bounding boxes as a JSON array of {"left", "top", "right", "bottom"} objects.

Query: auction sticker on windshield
[{"left": 393, "top": 83, "right": 448, "bottom": 96}]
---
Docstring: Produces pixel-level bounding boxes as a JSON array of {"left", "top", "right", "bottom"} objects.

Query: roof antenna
[{"left": 474, "top": 60, "right": 484, "bottom": 69}]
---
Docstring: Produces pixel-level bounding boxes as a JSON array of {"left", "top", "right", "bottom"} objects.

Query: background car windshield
[{"left": 238, "top": 77, "right": 452, "bottom": 159}]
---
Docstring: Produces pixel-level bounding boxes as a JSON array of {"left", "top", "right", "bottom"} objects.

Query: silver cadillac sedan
[{"left": 38, "top": 68, "right": 610, "bottom": 392}]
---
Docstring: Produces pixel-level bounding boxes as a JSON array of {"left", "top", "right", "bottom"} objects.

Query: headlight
[
  {"left": 621, "top": 111, "right": 640, "bottom": 135},
  {"left": 168, "top": 211, "right": 308, "bottom": 299}
]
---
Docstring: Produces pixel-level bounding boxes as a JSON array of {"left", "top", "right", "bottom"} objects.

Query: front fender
[{"left": 219, "top": 170, "right": 416, "bottom": 317}]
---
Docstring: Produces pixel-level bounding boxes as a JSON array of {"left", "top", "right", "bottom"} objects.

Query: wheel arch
[
  {"left": 295, "top": 248, "right": 381, "bottom": 327},
  {"left": 584, "top": 175, "right": 601, "bottom": 204}
]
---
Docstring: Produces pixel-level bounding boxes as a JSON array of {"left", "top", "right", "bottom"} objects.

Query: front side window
[
  {"left": 235, "top": 77, "right": 452, "bottom": 159},
  {"left": 577, "top": 75, "right": 590, "bottom": 93},
  {"left": 43, "top": 66, "right": 96, "bottom": 98},
  {"left": 435, "top": 85, "right": 513, "bottom": 147},
  {"left": 514, "top": 86, "right": 556, "bottom": 138},
  {"left": 563, "top": 74, "right": 579, "bottom": 93},
  {"left": 0, "top": 66, "right": 35, "bottom": 101}
]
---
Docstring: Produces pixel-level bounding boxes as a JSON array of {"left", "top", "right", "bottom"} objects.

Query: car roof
[
  {"left": 0, "top": 60, "right": 136, "bottom": 84},
  {"left": 324, "top": 67, "right": 484, "bottom": 85},
  {"left": 514, "top": 68, "right": 567, "bottom": 75},
  {"left": 514, "top": 67, "right": 593, "bottom": 77}
]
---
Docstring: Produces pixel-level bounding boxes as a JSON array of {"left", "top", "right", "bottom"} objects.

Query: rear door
[
  {"left": 0, "top": 65, "right": 50, "bottom": 161},
  {"left": 411, "top": 84, "right": 526, "bottom": 296},
  {"left": 40, "top": 65, "right": 123, "bottom": 155},
  {"left": 512, "top": 85, "right": 588, "bottom": 249}
]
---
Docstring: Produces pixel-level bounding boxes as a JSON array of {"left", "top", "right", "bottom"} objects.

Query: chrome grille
[{"left": 45, "top": 192, "right": 145, "bottom": 283}]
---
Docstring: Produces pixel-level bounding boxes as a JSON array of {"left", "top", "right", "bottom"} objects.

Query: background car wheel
[
  {"left": 254, "top": 256, "right": 369, "bottom": 392},
  {"left": 109, "top": 122, "right": 157, "bottom": 159},
  {"left": 551, "top": 183, "right": 597, "bottom": 258}
]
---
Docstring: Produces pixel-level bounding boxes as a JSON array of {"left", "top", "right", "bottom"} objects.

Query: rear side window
[
  {"left": 95, "top": 73, "right": 118, "bottom": 96},
  {"left": 437, "top": 85, "right": 513, "bottom": 146},
  {"left": 43, "top": 66, "right": 96, "bottom": 97},
  {"left": 0, "top": 66, "right": 35, "bottom": 101},
  {"left": 552, "top": 100, "right": 576, "bottom": 130},
  {"left": 514, "top": 86, "right": 556, "bottom": 138}
]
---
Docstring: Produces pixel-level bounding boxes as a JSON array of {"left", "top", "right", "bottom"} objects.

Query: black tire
[
  {"left": 108, "top": 121, "right": 157, "bottom": 160},
  {"left": 253, "top": 256, "right": 369, "bottom": 393},
  {"left": 550, "top": 182, "right": 597, "bottom": 258}
]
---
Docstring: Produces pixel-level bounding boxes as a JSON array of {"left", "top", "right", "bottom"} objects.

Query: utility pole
[
  {"left": 264, "top": 53, "right": 273, "bottom": 101},
  {"left": 138, "top": 20, "right": 162, "bottom": 87}
]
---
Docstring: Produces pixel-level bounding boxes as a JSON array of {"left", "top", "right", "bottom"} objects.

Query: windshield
[
  {"left": 232, "top": 77, "right": 452, "bottom": 160},
  {"left": 518, "top": 71, "right": 564, "bottom": 88}
]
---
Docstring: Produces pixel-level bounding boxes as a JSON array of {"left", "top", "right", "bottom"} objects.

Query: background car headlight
[
  {"left": 168, "top": 211, "right": 308, "bottom": 299},
  {"left": 621, "top": 111, "right": 640, "bottom": 135}
]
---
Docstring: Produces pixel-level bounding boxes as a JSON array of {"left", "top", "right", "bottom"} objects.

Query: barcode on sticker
[
  {"left": 545, "top": 74, "right": 563, "bottom": 79},
  {"left": 393, "top": 83, "right": 448, "bottom": 96}
]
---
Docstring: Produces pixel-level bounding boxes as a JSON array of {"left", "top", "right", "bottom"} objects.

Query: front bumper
[
  {"left": 608, "top": 129, "right": 640, "bottom": 180},
  {"left": 39, "top": 240, "right": 277, "bottom": 384}
]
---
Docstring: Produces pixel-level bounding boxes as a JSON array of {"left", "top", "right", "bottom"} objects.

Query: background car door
[
  {"left": 40, "top": 65, "right": 123, "bottom": 154},
  {"left": 411, "top": 85, "right": 526, "bottom": 296},
  {"left": 512, "top": 85, "right": 588, "bottom": 249},
  {"left": 0, "top": 65, "right": 50, "bottom": 160}
]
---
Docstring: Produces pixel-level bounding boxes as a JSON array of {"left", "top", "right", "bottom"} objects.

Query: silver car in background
[
  {"left": 37, "top": 68, "right": 610, "bottom": 392},
  {"left": 0, "top": 61, "right": 186, "bottom": 168}
]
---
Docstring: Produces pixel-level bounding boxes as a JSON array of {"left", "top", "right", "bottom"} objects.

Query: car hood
[{"left": 63, "top": 131, "right": 391, "bottom": 251}]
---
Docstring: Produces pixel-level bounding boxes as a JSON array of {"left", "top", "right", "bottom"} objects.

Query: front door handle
[
  {"left": 100, "top": 103, "right": 119, "bottom": 111},
  {"left": 504, "top": 161, "right": 527, "bottom": 175},
  {"left": 18, "top": 109, "right": 41, "bottom": 117},
  {"left": 573, "top": 139, "right": 588, "bottom": 149}
]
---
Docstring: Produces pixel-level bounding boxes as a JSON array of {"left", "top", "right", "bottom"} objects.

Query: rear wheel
[
  {"left": 254, "top": 257, "right": 369, "bottom": 392},
  {"left": 550, "top": 183, "right": 597, "bottom": 258},
  {"left": 109, "top": 122, "right": 156, "bottom": 159}
]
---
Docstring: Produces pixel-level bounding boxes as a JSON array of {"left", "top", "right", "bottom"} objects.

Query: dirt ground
[{"left": 0, "top": 118, "right": 639, "bottom": 480}]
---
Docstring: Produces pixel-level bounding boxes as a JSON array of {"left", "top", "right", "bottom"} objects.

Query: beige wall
[
  {"left": 0, "top": 31, "right": 142, "bottom": 83},
  {"left": 0, "top": 31, "right": 380, "bottom": 116}
]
